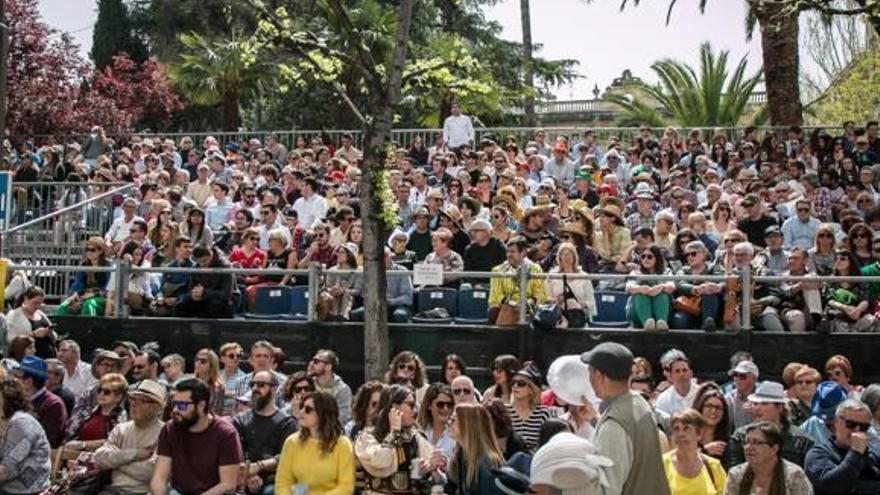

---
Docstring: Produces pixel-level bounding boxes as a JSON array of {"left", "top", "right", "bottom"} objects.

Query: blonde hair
[
  {"left": 195, "top": 348, "right": 222, "bottom": 389},
  {"left": 555, "top": 242, "right": 580, "bottom": 272},
  {"left": 453, "top": 404, "right": 504, "bottom": 486},
  {"left": 100, "top": 373, "right": 129, "bottom": 395}
]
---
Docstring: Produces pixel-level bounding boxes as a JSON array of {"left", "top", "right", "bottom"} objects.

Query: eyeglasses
[
  {"left": 250, "top": 381, "right": 273, "bottom": 389},
  {"left": 398, "top": 363, "right": 416, "bottom": 372},
  {"left": 843, "top": 419, "right": 871, "bottom": 432},
  {"left": 797, "top": 207, "right": 810, "bottom": 212},
  {"left": 452, "top": 388, "right": 473, "bottom": 396},
  {"left": 303, "top": 405, "right": 315, "bottom": 414},
  {"left": 511, "top": 379, "right": 529, "bottom": 388},
  {"left": 98, "top": 387, "right": 117, "bottom": 396},
  {"left": 171, "top": 400, "right": 193, "bottom": 411},
  {"left": 195, "top": 357, "right": 208, "bottom": 364},
  {"left": 434, "top": 400, "right": 454, "bottom": 410}
]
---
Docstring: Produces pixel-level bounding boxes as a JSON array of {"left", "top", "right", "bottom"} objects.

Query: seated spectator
[
  {"left": 723, "top": 421, "right": 813, "bottom": 495},
  {"left": 438, "top": 205, "right": 470, "bottom": 255},
  {"left": 173, "top": 245, "right": 234, "bottom": 319},
  {"left": 663, "top": 409, "right": 726, "bottom": 494},
  {"left": 462, "top": 219, "right": 506, "bottom": 282},
  {"left": 779, "top": 247, "right": 823, "bottom": 332},
  {"left": 106, "top": 241, "right": 154, "bottom": 316},
  {"left": 423, "top": 227, "right": 464, "bottom": 288},
  {"left": 808, "top": 224, "right": 837, "bottom": 276},
  {"left": 351, "top": 248, "right": 414, "bottom": 323},
  {"left": 826, "top": 354, "right": 863, "bottom": 394},
  {"left": 789, "top": 366, "right": 821, "bottom": 427},
  {"left": 416, "top": 383, "right": 455, "bottom": 459},
  {"left": 825, "top": 248, "right": 876, "bottom": 332},
  {"left": 345, "top": 381, "right": 384, "bottom": 440},
  {"left": 450, "top": 376, "right": 479, "bottom": 406},
  {"left": 281, "top": 371, "right": 315, "bottom": 420},
  {"left": 93, "top": 379, "right": 166, "bottom": 495},
  {"left": 297, "top": 223, "right": 336, "bottom": 269},
  {"left": 44, "top": 358, "right": 75, "bottom": 416},
  {"left": 672, "top": 240, "right": 723, "bottom": 330},
  {"left": 800, "top": 381, "right": 847, "bottom": 445},
  {"left": 407, "top": 207, "right": 433, "bottom": 262},
  {"left": 487, "top": 236, "right": 547, "bottom": 325},
  {"left": 179, "top": 206, "right": 213, "bottom": 247},
  {"left": 149, "top": 236, "right": 194, "bottom": 316},
  {"left": 594, "top": 202, "right": 632, "bottom": 271},
  {"left": 543, "top": 241, "right": 595, "bottom": 327},
  {"left": 806, "top": 399, "right": 880, "bottom": 494},
  {"left": 318, "top": 243, "right": 361, "bottom": 321},
  {"left": 204, "top": 181, "right": 234, "bottom": 231},
  {"left": 484, "top": 397, "right": 527, "bottom": 460},
  {"left": 228, "top": 227, "right": 267, "bottom": 308},
  {"left": 276, "top": 391, "right": 354, "bottom": 494},
  {"left": 56, "top": 236, "right": 111, "bottom": 317},
  {"left": 232, "top": 370, "right": 298, "bottom": 495},
  {"left": 692, "top": 384, "right": 731, "bottom": 459},
  {"left": 150, "top": 378, "right": 243, "bottom": 495},
  {"left": 12, "top": 355, "right": 67, "bottom": 448},
  {"left": 388, "top": 228, "right": 417, "bottom": 271},
  {"left": 6, "top": 286, "right": 56, "bottom": 359},
  {"left": 626, "top": 244, "right": 675, "bottom": 331},
  {"left": 654, "top": 349, "right": 698, "bottom": 418},
  {"left": 105, "top": 197, "right": 143, "bottom": 250},
  {"left": 507, "top": 363, "right": 557, "bottom": 453},
  {"left": 0, "top": 377, "right": 51, "bottom": 494},
  {"left": 2, "top": 261, "right": 31, "bottom": 309},
  {"left": 63, "top": 372, "right": 128, "bottom": 454},
  {"left": 193, "top": 348, "right": 226, "bottom": 416},
  {"left": 306, "top": 349, "right": 353, "bottom": 425}
]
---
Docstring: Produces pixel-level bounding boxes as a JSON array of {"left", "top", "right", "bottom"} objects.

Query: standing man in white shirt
[
  {"left": 442, "top": 103, "right": 475, "bottom": 156},
  {"left": 292, "top": 178, "right": 329, "bottom": 229},
  {"left": 653, "top": 348, "right": 698, "bottom": 418},
  {"left": 57, "top": 339, "right": 96, "bottom": 398}
]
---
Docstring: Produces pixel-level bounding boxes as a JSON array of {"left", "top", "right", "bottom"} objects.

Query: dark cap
[
  {"left": 580, "top": 342, "right": 633, "bottom": 381},
  {"left": 515, "top": 362, "right": 543, "bottom": 386},
  {"left": 764, "top": 225, "right": 781, "bottom": 237},
  {"left": 741, "top": 193, "right": 760, "bottom": 207}
]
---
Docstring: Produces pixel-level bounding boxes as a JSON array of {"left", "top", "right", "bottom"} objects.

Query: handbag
[
  {"left": 561, "top": 275, "right": 587, "bottom": 328},
  {"left": 673, "top": 294, "right": 701, "bottom": 317},
  {"left": 496, "top": 302, "right": 521, "bottom": 326},
  {"left": 532, "top": 303, "right": 561, "bottom": 330}
]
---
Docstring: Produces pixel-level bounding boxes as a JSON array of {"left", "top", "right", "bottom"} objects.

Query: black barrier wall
[{"left": 54, "top": 316, "right": 880, "bottom": 390}]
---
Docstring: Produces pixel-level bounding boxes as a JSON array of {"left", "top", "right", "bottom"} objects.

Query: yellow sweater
[{"left": 275, "top": 432, "right": 355, "bottom": 495}]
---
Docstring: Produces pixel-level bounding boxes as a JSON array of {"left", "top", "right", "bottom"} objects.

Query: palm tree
[
  {"left": 520, "top": 0, "right": 536, "bottom": 126},
  {"left": 605, "top": 42, "right": 762, "bottom": 127},
  {"left": 168, "top": 32, "right": 272, "bottom": 130}
]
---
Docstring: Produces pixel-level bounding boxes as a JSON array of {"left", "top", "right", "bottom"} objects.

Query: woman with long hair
[
  {"left": 447, "top": 403, "right": 506, "bottom": 495},
  {"left": 506, "top": 364, "right": 557, "bottom": 453},
  {"left": 846, "top": 223, "right": 874, "bottom": 271},
  {"left": 707, "top": 201, "right": 735, "bottom": 240},
  {"left": 193, "top": 348, "right": 226, "bottom": 415},
  {"left": 319, "top": 243, "right": 361, "bottom": 321},
  {"left": 180, "top": 207, "right": 213, "bottom": 247},
  {"left": 626, "top": 244, "right": 675, "bottom": 331},
  {"left": 825, "top": 249, "right": 876, "bottom": 332},
  {"left": 806, "top": 224, "right": 836, "bottom": 276},
  {"left": 105, "top": 241, "right": 154, "bottom": 316},
  {"left": 149, "top": 221, "right": 179, "bottom": 267},
  {"left": 384, "top": 351, "right": 429, "bottom": 405},
  {"left": 482, "top": 354, "right": 520, "bottom": 404},
  {"left": 722, "top": 422, "right": 813, "bottom": 495},
  {"left": 57, "top": 236, "right": 111, "bottom": 317},
  {"left": 6, "top": 286, "right": 54, "bottom": 359},
  {"left": 354, "top": 384, "right": 440, "bottom": 494},
  {"left": 692, "top": 384, "right": 731, "bottom": 460},
  {"left": 441, "top": 355, "right": 467, "bottom": 385},
  {"left": 0, "top": 377, "right": 51, "bottom": 493},
  {"left": 275, "top": 391, "right": 354, "bottom": 494},
  {"left": 417, "top": 383, "right": 455, "bottom": 458},
  {"left": 544, "top": 241, "right": 596, "bottom": 327},
  {"left": 489, "top": 205, "right": 514, "bottom": 244},
  {"left": 346, "top": 381, "right": 384, "bottom": 440},
  {"left": 483, "top": 398, "right": 527, "bottom": 460},
  {"left": 663, "top": 408, "right": 726, "bottom": 495}
]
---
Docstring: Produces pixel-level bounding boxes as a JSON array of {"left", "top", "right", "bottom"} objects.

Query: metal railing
[
  {"left": 10, "top": 182, "right": 130, "bottom": 224},
  {"left": 19, "top": 260, "right": 880, "bottom": 332},
  {"left": 0, "top": 184, "right": 134, "bottom": 296}
]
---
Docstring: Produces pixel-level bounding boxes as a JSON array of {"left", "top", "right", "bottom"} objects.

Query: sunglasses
[
  {"left": 641, "top": 254, "right": 655, "bottom": 260},
  {"left": 398, "top": 363, "right": 416, "bottom": 372},
  {"left": 797, "top": 207, "right": 809, "bottom": 212},
  {"left": 85, "top": 247, "right": 99, "bottom": 253},
  {"left": 732, "top": 372, "right": 750, "bottom": 379},
  {"left": 702, "top": 402, "right": 724, "bottom": 412},
  {"left": 511, "top": 379, "right": 529, "bottom": 388},
  {"left": 98, "top": 387, "right": 117, "bottom": 396},
  {"left": 293, "top": 385, "right": 311, "bottom": 394},
  {"left": 434, "top": 400, "right": 454, "bottom": 410},
  {"left": 225, "top": 353, "right": 240, "bottom": 360},
  {"left": 686, "top": 251, "right": 700, "bottom": 258},
  {"left": 844, "top": 419, "right": 871, "bottom": 432},
  {"left": 171, "top": 400, "right": 193, "bottom": 411},
  {"left": 452, "top": 388, "right": 473, "bottom": 396}
]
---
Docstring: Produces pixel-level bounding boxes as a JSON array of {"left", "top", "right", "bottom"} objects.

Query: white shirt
[
  {"left": 442, "top": 114, "right": 475, "bottom": 148},
  {"left": 293, "top": 194, "right": 329, "bottom": 230},
  {"left": 64, "top": 360, "right": 97, "bottom": 398},
  {"left": 105, "top": 215, "right": 143, "bottom": 244},
  {"left": 653, "top": 380, "right": 699, "bottom": 416}
]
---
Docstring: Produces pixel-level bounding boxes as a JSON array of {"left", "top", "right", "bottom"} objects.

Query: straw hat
[
  {"left": 492, "top": 193, "right": 517, "bottom": 213},
  {"left": 440, "top": 204, "right": 464, "bottom": 225},
  {"left": 558, "top": 222, "right": 587, "bottom": 239},
  {"left": 598, "top": 203, "right": 624, "bottom": 225}
]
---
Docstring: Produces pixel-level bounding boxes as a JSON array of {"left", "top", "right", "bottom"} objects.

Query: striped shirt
[{"left": 506, "top": 404, "right": 558, "bottom": 452}]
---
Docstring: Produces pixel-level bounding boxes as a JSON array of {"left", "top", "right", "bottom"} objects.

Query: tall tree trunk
[
  {"left": 362, "top": 0, "right": 414, "bottom": 381},
  {"left": 222, "top": 92, "right": 241, "bottom": 131},
  {"left": 753, "top": 1, "right": 802, "bottom": 126},
  {"left": 0, "top": 0, "right": 8, "bottom": 133},
  {"left": 520, "top": 0, "right": 536, "bottom": 127}
]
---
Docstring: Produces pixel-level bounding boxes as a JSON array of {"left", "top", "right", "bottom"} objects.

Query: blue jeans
[{"left": 671, "top": 294, "right": 721, "bottom": 329}]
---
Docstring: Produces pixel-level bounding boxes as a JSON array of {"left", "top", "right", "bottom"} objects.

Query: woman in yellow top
[
  {"left": 663, "top": 408, "right": 726, "bottom": 495},
  {"left": 593, "top": 202, "right": 632, "bottom": 272},
  {"left": 276, "top": 391, "right": 355, "bottom": 495}
]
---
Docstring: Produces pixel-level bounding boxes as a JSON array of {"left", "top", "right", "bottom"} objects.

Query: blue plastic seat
[
  {"left": 592, "top": 291, "right": 630, "bottom": 328},
  {"left": 286, "top": 285, "right": 309, "bottom": 320},
  {"left": 455, "top": 286, "right": 489, "bottom": 324},
  {"left": 412, "top": 287, "right": 457, "bottom": 324},
  {"left": 245, "top": 286, "right": 294, "bottom": 319}
]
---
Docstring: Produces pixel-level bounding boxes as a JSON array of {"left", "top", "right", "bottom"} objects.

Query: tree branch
[
  {"left": 401, "top": 60, "right": 457, "bottom": 85},
  {"left": 324, "top": 0, "right": 380, "bottom": 75}
]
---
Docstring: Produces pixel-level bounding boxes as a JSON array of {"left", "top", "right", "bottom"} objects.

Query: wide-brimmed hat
[
  {"left": 598, "top": 203, "right": 624, "bottom": 225},
  {"left": 411, "top": 206, "right": 430, "bottom": 219},
  {"left": 387, "top": 228, "right": 410, "bottom": 248},
  {"left": 498, "top": 168, "right": 516, "bottom": 181},
  {"left": 729, "top": 360, "right": 760, "bottom": 378},
  {"left": 530, "top": 433, "right": 613, "bottom": 491},
  {"left": 522, "top": 205, "right": 551, "bottom": 224},
  {"left": 468, "top": 218, "right": 492, "bottom": 233},
  {"left": 547, "top": 355, "right": 599, "bottom": 407},
  {"left": 748, "top": 381, "right": 786, "bottom": 404},
  {"left": 558, "top": 222, "right": 586, "bottom": 239},
  {"left": 129, "top": 379, "right": 167, "bottom": 406},
  {"left": 440, "top": 204, "right": 463, "bottom": 225},
  {"left": 14, "top": 355, "right": 47, "bottom": 380},
  {"left": 492, "top": 194, "right": 517, "bottom": 213}
]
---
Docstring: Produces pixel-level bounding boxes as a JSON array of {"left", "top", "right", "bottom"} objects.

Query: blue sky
[{"left": 38, "top": 0, "right": 765, "bottom": 98}]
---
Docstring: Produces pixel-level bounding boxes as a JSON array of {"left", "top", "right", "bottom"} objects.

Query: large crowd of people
[
  {"left": 6, "top": 115, "right": 880, "bottom": 329},
  {"left": 0, "top": 335, "right": 872, "bottom": 494}
]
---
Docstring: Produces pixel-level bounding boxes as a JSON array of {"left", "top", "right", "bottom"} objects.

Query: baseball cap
[{"left": 580, "top": 342, "right": 633, "bottom": 381}]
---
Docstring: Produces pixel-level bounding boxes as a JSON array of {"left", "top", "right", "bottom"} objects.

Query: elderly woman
[
  {"left": 63, "top": 372, "right": 128, "bottom": 453},
  {"left": 423, "top": 227, "right": 464, "bottom": 288},
  {"left": 672, "top": 240, "right": 724, "bottom": 331},
  {"left": 506, "top": 363, "right": 557, "bottom": 453},
  {"left": 825, "top": 354, "right": 862, "bottom": 394},
  {"left": 723, "top": 422, "right": 813, "bottom": 495},
  {"left": 543, "top": 242, "right": 596, "bottom": 328},
  {"left": 663, "top": 409, "right": 726, "bottom": 495}
]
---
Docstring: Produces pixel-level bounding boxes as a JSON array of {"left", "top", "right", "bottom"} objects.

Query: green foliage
[
  {"left": 811, "top": 48, "right": 880, "bottom": 124},
  {"left": 606, "top": 42, "right": 762, "bottom": 127},
  {"left": 603, "top": 93, "right": 666, "bottom": 127},
  {"left": 91, "top": 0, "right": 148, "bottom": 69}
]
